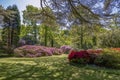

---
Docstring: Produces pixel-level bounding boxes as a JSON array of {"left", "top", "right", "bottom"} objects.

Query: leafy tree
[
  {"left": 19, "top": 25, "right": 33, "bottom": 38},
  {"left": 23, "top": 5, "right": 58, "bottom": 46},
  {"left": 35, "top": 7, "right": 57, "bottom": 46},
  {"left": 23, "top": 5, "right": 41, "bottom": 44}
]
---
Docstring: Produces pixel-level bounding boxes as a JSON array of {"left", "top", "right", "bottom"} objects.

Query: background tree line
[{"left": 0, "top": 0, "right": 120, "bottom": 54}]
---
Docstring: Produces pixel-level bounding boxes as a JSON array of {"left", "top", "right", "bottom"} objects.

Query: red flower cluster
[
  {"left": 68, "top": 50, "right": 90, "bottom": 61},
  {"left": 68, "top": 49, "right": 103, "bottom": 63}
]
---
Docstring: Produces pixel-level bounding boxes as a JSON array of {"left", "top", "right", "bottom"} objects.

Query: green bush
[{"left": 94, "top": 49, "right": 120, "bottom": 69}]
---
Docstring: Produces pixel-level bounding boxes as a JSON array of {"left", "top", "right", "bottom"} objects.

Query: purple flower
[
  {"left": 60, "top": 45, "right": 72, "bottom": 53},
  {"left": 14, "top": 45, "right": 64, "bottom": 57}
]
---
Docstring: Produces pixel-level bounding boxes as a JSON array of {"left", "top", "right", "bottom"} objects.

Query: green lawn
[{"left": 0, "top": 54, "right": 120, "bottom": 80}]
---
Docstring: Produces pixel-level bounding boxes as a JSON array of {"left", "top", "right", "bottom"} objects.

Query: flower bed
[
  {"left": 68, "top": 49, "right": 103, "bottom": 64},
  {"left": 68, "top": 49, "right": 120, "bottom": 69},
  {"left": 14, "top": 45, "right": 63, "bottom": 57}
]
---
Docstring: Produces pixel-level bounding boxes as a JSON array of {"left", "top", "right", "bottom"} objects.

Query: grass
[{"left": 0, "top": 54, "right": 120, "bottom": 80}]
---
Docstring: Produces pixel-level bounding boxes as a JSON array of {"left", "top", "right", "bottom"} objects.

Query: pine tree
[{"left": 2, "top": 5, "right": 21, "bottom": 48}]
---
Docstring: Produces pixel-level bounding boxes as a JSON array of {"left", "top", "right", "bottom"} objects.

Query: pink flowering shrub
[
  {"left": 60, "top": 45, "right": 72, "bottom": 54},
  {"left": 14, "top": 45, "right": 63, "bottom": 57}
]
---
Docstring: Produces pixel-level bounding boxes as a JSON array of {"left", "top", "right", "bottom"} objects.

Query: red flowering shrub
[
  {"left": 87, "top": 49, "right": 103, "bottom": 64},
  {"left": 68, "top": 49, "right": 103, "bottom": 64},
  {"left": 68, "top": 50, "right": 90, "bottom": 64},
  {"left": 68, "top": 50, "right": 76, "bottom": 60},
  {"left": 14, "top": 45, "right": 63, "bottom": 57},
  {"left": 68, "top": 48, "right": 120, "bottom": 69}
]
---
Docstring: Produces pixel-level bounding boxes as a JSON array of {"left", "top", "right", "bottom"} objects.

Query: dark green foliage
[
  {"left": 0, "top": 40, "right": 4, "bottom": 53},
  {"left": 2, "top": 5, "right": 21, "bottom": 48},
  {"left": 71, "top": 58, "right": 89, "bottom": 64},
  {"left": 44, "top": 26, "right": 48, "bottom": 46},
  {"left": 8, "top": 5, "right": 21, "bottom": 47},
  {"left": 92, "top": 35, "right": 97, "bottom": 46},
  {"left": 22, "top": 35, "right": 36, "bottom": 45}
]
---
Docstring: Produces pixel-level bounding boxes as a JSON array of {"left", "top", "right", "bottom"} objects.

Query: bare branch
[{"left": 104, "top": 0, "right": 112, "bottom": 10}]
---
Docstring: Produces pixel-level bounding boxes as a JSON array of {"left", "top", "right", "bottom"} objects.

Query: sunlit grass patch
[{"left": 0, "top": 54, "right": 120, "bottom": 80}]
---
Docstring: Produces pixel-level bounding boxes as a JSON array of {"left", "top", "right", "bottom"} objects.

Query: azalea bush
[
  {"left": 87, "top": 49, "right": 103, "bottom": 64},
  {"left": 60, "top": 45, "right": 72, "bottom": 54},
  {"left": 94, "top": 48, "right": 120, "bottom": 69},
  {"left": 68, "top": 49, "right": 102, "bottom": 64},
  {"left": 14, "top": 45, "right": 63, "bottom": 57},
  {"left": 68, "top": 50, "right": 90, "bottom": 64},
  {"left": 68, "top": 48, "right": 120, "bottom": 69}
]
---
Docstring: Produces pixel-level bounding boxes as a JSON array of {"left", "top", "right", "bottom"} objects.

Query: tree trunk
[
  {"left": 11, "top": 26, "right": 14, "bottom": 46},
  {"left": 32, "top": 21, "right": 37, "bottom": 44},
  {"left": 80, "top": 26, "right": 84, "bottom": 49},
  {"left": 44, "top": 25, "right": 47, "bottom": 46},
  {"left": 33, "top": 24, "right": 37, "bottom": 44},
  {"left": 51, "top": 39, "right": 54, "bottom": 47},
  {"left": 7, "top": 21, "right": 11, "bottom": 48}
]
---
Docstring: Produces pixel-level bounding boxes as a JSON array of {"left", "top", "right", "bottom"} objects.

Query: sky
[{"left": 0, "top": 0, "right": 41, "bottom": 23}]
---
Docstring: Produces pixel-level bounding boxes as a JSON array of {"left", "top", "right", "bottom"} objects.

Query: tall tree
[
  {"left": 23, "top": 5, "right": 57, "bottom": 46},
  {"left": 39, "top": 7, "right": 57, "bottom": 46},
  {"left": 23, "top": 5, "right": 40, "bottom": 44},
  {"left": 2, "top": 5, "right": 21, "bottom": 48}
]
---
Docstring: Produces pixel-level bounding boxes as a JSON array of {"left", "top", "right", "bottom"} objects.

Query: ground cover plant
[{"left": 0, "top": 54, "right": 120, "bottom": 80}]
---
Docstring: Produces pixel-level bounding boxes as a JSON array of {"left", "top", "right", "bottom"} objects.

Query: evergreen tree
[{"left": 2, "top": 5, "right": 21, "bottom": 48}]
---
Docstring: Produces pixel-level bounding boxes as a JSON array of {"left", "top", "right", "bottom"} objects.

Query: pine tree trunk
[
  {"left": 44, "top": 26, "right": 47, "bottom": 46},
  {"left": 51, "top": 39, "right": 54, "bottom": 47}
]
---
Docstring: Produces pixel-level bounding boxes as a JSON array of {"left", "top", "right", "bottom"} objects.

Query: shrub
[
  {"left": 87, "top": 49, "right": 103, "bottom": 64},
  {"left": 68, "top": 48, "right": 120, "bottom": 69},
  {"left": 14, "top": 45, "right": 63, "bottom": 57},
  {"left": 68, "top": 50, "right": 90, "bottom": 64},
  {"left": 68, "top": 49, "right": 103, "bottom": 64},
  {"left": 94, "top": 49, "right": 120, "bottom": 69},
  {"left": 60, "top": 45, "right": 72, "bottom": 54}
]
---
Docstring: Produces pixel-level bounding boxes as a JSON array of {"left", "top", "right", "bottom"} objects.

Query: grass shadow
[{"left": 0, "top": 55, "right": 120, "bottom": 80}]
